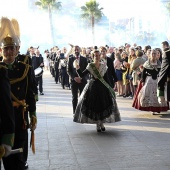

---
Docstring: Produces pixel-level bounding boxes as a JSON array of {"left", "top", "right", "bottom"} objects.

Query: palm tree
[
  {"left": 81, "top": 0, "right": 103, "bottom": 45},
  {"left": 35, "top": 0, "right": 62, "bottom": 45},
  {"left": 165, "top": 2, "right": 170, "bottom": 15},
  {"left": 164, "top": 2, "right": 170, "bottom": 38}
]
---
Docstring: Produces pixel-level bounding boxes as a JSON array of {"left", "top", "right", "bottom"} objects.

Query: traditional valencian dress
[
  {"left": 132, "top": 59, "right": 169, "bottom": 112},
  {"left": 73, "top": 62, "right": 121, "bottom": 123}
]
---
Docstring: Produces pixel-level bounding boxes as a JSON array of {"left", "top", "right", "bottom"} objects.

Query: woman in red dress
[{"left": 132, "top": 49, "right": 169, "bottom": 114}]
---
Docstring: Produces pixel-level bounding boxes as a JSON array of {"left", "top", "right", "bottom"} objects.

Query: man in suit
[
  {"left": 32, "top": 49, "right": 44, "bottom": 95},
  {"left": 67, "top": 45, "right": 88, "bottom": 113},
  {"left": 107, "top": 46, "right": 115, "bottom": 61},
  {"left": 157, "top": 41, "right": 170, "bottom": 105},
  {"left": 100, "top": 46, "right": 118, "bottom": 88},
  {"left": 0, "top": 65, "right": 15, "bottom": 170}
]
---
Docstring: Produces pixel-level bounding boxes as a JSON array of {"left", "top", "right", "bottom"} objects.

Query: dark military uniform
[
  {"left": 158, "top": 48, "right": 170, "bottom": 101},
  {"left": 16, "top": 54, "right": 38, "bottom": 98},
  {"left": 49, "top": 52, "right": 56, "bottom": 78},
  {"left": 59, "top": 53, "right": 69, "bottom": 89},
  {"left": 31, "top": 54, "right": 44, "bottom": 94},
  {"left": 0, "top": 66, "right": 15, "bottom": 170},
  {"left": 16, "top": 54, "right": 38, "bottom": 169},
  {"left": 54, "top": 53, "right": 60, "bottom": 83},
  {"left": 1, "top": 54, "right": 36, "bottom": 170}
]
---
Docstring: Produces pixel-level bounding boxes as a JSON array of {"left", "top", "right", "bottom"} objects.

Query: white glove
[{"left": 2, "top": 144, "right": 12, "bottom": 157}]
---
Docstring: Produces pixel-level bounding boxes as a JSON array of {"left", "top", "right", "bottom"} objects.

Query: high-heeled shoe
[
  {"left": 96, "top": 123, "right": 101, "bottom": 132},
  {"left": 100, "top": 123, "right": 105, "bottom": 131}
]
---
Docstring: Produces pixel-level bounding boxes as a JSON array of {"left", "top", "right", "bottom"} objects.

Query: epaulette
[
  {"left": 0, "top": 64, "right": 7, "bottom": 69},
  {"left": 17, "top": 55, "right": 30, "bottom": 66}
]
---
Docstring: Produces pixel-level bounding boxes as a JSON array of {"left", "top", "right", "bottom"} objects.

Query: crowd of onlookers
[
  {"left": 38, "top": 43, "right": 162, "bottom": 99},
  {"left": 26, "top": 41, "right": 169, "bottom": 116},
  {"left": 112, "top": 43, "right": 163, "bottom": 99}
]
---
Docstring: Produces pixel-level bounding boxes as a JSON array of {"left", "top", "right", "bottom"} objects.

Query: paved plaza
[{"left": 8, "top": 70, "right": 170, "bottom": 170}]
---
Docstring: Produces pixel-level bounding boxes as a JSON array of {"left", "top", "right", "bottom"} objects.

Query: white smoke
[{"left": 0, "top": 0, "right": 169, "bottom": 53}]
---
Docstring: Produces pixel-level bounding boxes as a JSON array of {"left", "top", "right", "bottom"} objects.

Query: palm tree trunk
[
  {"left": 48, "top": 5, "right": 55, "bottom": 45},
  {"left": 92, "top": 16, "right": 95, "bottom": 45}
]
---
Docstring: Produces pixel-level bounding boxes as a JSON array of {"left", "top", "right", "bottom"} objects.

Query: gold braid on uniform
[
  {"left": 10, "top": 55, "right": 30, "bottom": 84},
  {"left": 11, "top": 92, "right": 28, "bottom": 129},
  {"left": 10, "top": 55, "right": 30, "bottom": 129},
  {"left": 10, "top": 92, "right": 28, "bottom": 108},
  {"left": 0, "top": 65, "right": 7, "bottom": 69}
]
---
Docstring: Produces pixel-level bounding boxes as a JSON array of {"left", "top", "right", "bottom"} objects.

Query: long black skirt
[{"left": 73, "top": 79, "right": 121, "bottom": 124}]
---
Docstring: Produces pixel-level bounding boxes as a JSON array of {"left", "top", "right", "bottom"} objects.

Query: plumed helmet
[
  {"left": 11, "top": 18, "right": 20, "bottom": 46},
  {"left": 0, "top": 17, "right": 20, "bottom": 48}
]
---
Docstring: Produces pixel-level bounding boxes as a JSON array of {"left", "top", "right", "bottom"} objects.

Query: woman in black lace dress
[{"left": 73, "top": 47, "right": 121, "bottom": 132}]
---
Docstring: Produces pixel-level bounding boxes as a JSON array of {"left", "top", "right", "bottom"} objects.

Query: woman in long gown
[
  {"left": 73, "top": 47, "right": 121, "bottom": 132},
  {"left": 132, "top": 49, "right": 169, "bottom": 114}
]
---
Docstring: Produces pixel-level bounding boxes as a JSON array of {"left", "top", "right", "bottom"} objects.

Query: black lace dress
[{"left": 73, "top": 63, "right": 121, "bottom": 124}]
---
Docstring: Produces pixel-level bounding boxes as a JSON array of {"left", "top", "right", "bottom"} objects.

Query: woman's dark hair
[
  {"left": 155, "top": 48, "right": 162, "bottom": 62},
  {"left": 144, "top": 45, "right": 151, "bottom": 53},
  {"left": 162, "top": 41, "right": 169, "bottom": 47}
]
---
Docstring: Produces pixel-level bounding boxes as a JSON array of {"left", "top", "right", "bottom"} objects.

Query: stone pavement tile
[
  {"left": 28, "top": 150, "right": 49, "bottom": 161},
  {"left": 73, "top": 146, "right": 101, "bottom": 154},
  {"left": 49, "top": 164, "right": 80, "bottom": 170},
  {"left": 97, "top": 144, "right": 150, "bottom": 153},
  {"left": 111, "top": 167, "right": 170, "bottom": 170},
  {"left": 75, "top": 153, "right": 111, "bottom": 169},
  {"left": 70, "top": 137, "right": 96, "bottom": 145},
  {"left": 26, "top": 159, "right": 49, "bottom": 170},
  {"left": 108, "top": 158, "right": 167, "bottom": 169},
  {"left": 146, "top": 145, "right": 170, "bottom": 152},
  {"left": 153, "top": 151, "right": 170, "bottom": 165},
  {"left": 49, "top": 153, "right": 77, "bottom": 160},
  {"left": 49, "top": 146, "right": 74, "bottom": 155},
  {"left": 79, "top": 163, "right": 111, "bottom": 170},
  {"left": 50, "top": 156, "right": 78, "bottom": 165}
]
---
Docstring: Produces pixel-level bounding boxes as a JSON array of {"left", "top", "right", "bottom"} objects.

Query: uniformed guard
[
  {"left": 11, "top": 17, "right": 38, "bottom": 169},
  {"left": 157, "top": 41, "right": 170, "bottom": 107},
  {"left": 0, "top": 17, "right": 37, "bottom": 170},
  {"left": 0, "top": 65, "right": 15, "bottom": 170},
  {"left": 58, "top": 53, "right": 68, "bottom": 89}
]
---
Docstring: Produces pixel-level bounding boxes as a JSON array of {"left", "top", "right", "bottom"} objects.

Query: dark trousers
[
  {"left": 61, "top": 69, "right": 68, "bottom": 88},
  {"left": 55, "top": 68, "right": 59, "bottom": 83},
  {"left": 2, "top": 130, "right": 27, "bottom": 170},
  {"left": 71, "top": 82, "right": 86, "bottom": 113},
  {"left": 23, "top": 130, "right": 28, "bottom": 164},
  {"left": 51, "top": 67, "right": 55, "bottom": 77},
  {"left": 35, "top": 75, "right": 43, "bottom": 93},
  {"left": 2, "top": 107, "right": 27, "bottom": 170}
]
